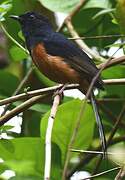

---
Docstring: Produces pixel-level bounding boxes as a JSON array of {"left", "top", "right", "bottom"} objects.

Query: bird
[{"left": 10, "top": 11, "right": 106, "bottom": 154}]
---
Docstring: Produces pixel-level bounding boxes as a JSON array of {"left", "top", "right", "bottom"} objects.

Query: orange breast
[{"left": 31, "top": 43, "right": 80, "bottom": 84}]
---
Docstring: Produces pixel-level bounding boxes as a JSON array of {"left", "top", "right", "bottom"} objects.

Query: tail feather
[{"left": 90, "top": 91, "right": 107, "bottom": 157}]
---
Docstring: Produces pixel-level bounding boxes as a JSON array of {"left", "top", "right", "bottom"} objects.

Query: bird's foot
[{"left": 53, "top": 84, "right": 68, "bottom": 100}]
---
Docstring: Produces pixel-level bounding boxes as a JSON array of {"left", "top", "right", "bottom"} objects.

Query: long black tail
[{"left": 90, "top": 91, "right": 107, "bottom": 156}]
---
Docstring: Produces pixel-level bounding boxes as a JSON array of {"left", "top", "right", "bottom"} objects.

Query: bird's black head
[{"left": 10, "top": 12, "right": 53, "bottom": 49}]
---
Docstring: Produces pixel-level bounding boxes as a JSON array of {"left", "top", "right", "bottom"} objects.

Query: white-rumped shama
[{"left": 10, "top": 12, "right": 106, "bottom": 154}]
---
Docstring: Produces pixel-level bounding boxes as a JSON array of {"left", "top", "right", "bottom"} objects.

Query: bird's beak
[{"left": 9, "top": 15, "right": 20, "bottom": 21}]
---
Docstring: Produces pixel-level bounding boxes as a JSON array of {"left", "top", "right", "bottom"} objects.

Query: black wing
[{"left": 43, "top": 32, "right": 103, "bottom": 89}]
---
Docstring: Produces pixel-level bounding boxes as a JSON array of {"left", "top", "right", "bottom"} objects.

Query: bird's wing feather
[{"left": 43, "top": 32, "right": 103, "bottom": 88}]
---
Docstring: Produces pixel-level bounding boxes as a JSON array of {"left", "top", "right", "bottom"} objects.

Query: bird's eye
[{"left": 30, "top": 14, "right": 35, "bottom": 19}]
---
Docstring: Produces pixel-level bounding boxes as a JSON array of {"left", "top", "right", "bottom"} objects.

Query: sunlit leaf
[
  {"left": 39, "top": 0, "right": 111, "bottom": 13},
  {"left": 93, "top": 8, "right": 115, "bottom": 19}
]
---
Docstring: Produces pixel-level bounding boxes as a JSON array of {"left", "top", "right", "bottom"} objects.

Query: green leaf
[
  {"left": 83, "top": 0, "right": 111, "bottom": 9},
  {"left": 39, "top": 0, "right": 111, "bottom": 13},
  {"left": 93, "top": 8, "right": 115, "bottom": 20},
  {"left": 0, "top": 138, "right": 43, "bottom": 176},
  {"left": 70, "top": 7, "right": 119, "bottom": 49},
  {"left": 38, "top": 0, "right": 79, "bottom": 13},
  {"left": 29, "top": 103, "right": 51, "bottom": 113},
  {"left": 10, "top": 45, "right": 28, "bottom": 61},
  {"left": 0, "top": 138, "right": 62, "bottom": 179},
  {"left": 0, "top": 125, "right": 14, "bottom": 133},
  {"left": 41, "top": 99, "right": 95, "bottom": 164}
]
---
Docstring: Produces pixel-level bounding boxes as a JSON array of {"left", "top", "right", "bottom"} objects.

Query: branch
[
  {"left": 70, "top": 149, "right": 125, "bottom": 156},
  {"left": 103, "top": 78, "right": 125, "bottom": 85},
  {"left": 58, "top": 0, "right": 86, "bottom": 31},
  {"left": 0, "top": 94, "right": 46, "bottom": 126},
  {"left": 44, "top": 94, "right": 61, "bottom": 180},
  {"left": 0, "top": 84, "right": 78, "bottom": 106},
  {"left": 69, "top": 34, "right": 125, "bottom": 40},
  {"left": 115, "top": 167, "right": 125, "bottom": 180},
  {"left": 58, "top": 0, "right": 105, "bottom": 62},
  {"left": 98, "top": 55, "right": 125, "bottom": 69},
  {"left": 82, "top": 167, "right": 120, "bottom": 180},
  {"left": 66, "top": 20, "right": 105, "bottom": 62},
  {"left": 0, "top": 77, "right": 125, "bottom": 108}
]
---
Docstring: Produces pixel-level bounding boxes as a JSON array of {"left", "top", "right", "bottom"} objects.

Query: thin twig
[
  {"left": 1, "top": 77, "right": 125, "bottom": 106},
  {"left": 98, "top": 98, "right": 125, "bottom": 102},
  {"left": 107, "top": 104, "right": 125, "bottom": 146},
  {"left": 98, "top": 55, "right": 125, "bottom": 69},
  {"left": 69, "top": 34, "right": 125, "bottom": 40},
  {"left": 82, "top": 167, "right": 120, "bottom": 180},
  {"left": 0, "top": 76, "right": 125, "bottom": 126},
  {"left": 44, "top": 94, "right": 61, "bottom": 180},
  {"left": 103, "top": 78, "right": 125, "bottom": 85},
  {"left": 58, "top": 0, "right": 105, "bottom": 62},
  {"left": 65, "top": 18, "right": 105, "bottom": 62},
  {"left": 57, "top": 0, "right": 87, "bottom": 31},
  {"left": 70, "top": 149, "right": 125, "bottom": 155},
  {"left": 0, "top": 84, "right": 78, "bottom": 106},
  {"left": 0, "top": 94, "right": 46, "bottom": 126},
  {"left": 115, "top": 166, "right": 125, "bottom": 180}
]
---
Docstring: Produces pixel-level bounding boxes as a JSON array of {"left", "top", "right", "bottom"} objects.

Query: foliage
[{"left": 0, "top": 0, "right": 125, "bottom": 179}]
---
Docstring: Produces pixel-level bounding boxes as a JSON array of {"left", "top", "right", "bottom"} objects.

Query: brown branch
[
  {"left": 58, "top": 0, "right": 105, "bottom": 62},
  {"left": 58, "top": 0, "right": 87, "bottom": 31},
  {"left": 0, "top": 84, "right": 78, "bottom": 106},
  {"left": 0, "top": 94, "right": 46, "bottom": 126},
  {"left": 115, "top": 167, "right": 125, "bottom": 180},
  {"left": 107, "top": 104, "right": 125, "bottom": 146},
  {"left": 98, "top": 55, "right": 125, "bottom": 69},
  {"left": 65, "top": 18, "right": 105, "bottom": 62},
  {"left": 0, "top": 77, "right": 125, "bottom": 109}
]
